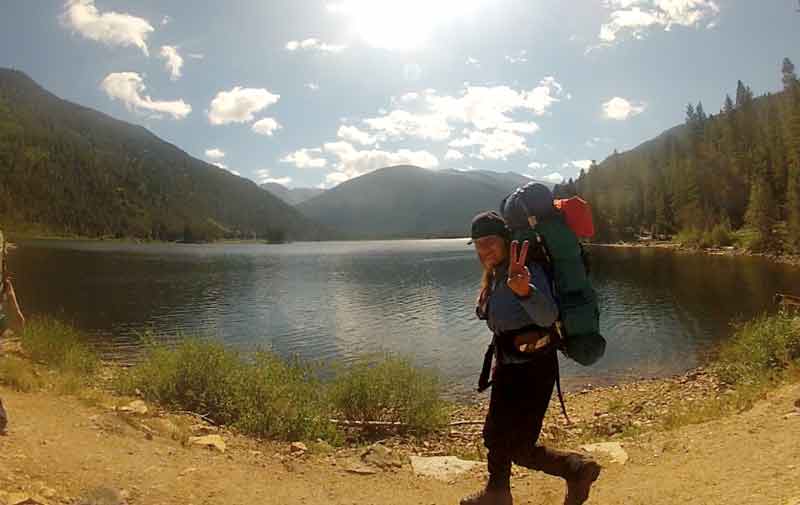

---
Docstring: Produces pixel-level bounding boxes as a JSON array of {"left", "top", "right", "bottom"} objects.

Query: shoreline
[
  {"left": 2, "top": 312, "right": 800, "bottom": 504},
  {"left": 0, "top": 334, "right": 745, "bottom": 452},
  {"left": 588, "top": 241, "right": 800, "bottom": 266}
]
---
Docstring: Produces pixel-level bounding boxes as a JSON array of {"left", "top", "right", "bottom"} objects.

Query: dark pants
[{"left": 483, "top": 348, "right": 579, "bottom": 489}]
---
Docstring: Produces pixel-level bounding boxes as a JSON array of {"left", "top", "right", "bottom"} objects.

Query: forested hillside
[
  {"left": 0, "top": 69, "right": 330, "bottom": 242},
  {"left": 567, "top": 58, "right": 800, "bottom": 252}
]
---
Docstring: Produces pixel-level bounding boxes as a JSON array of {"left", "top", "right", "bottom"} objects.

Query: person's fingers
[
  {"left": 519, "top": 240, "right": 530, "bottom": 265},
  {"left": 510, "top": 240, "right": 519, "bottom": 264}
]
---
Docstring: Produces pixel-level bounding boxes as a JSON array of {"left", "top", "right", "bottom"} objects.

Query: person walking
[
  {"left": 461, "top": 211, "right": 600, "bottom": 505},
  {"left": 1, "top": 230, "right": 26, "bottom": 434}
]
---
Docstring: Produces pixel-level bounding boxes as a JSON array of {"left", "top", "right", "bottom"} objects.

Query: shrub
[
  {"left": 714, "top": 311, "right": 800, "bottom": 385},
  {"left": 20, "top": 318, "right": 99, "bottom": 376},
  {"left": 709, "top": 222, "right": 733, "bottom": 247},
  {"left": 329, "top": 355, "right": 447, "bottom": 433},
  {"left": 115, "top": 339, "right": 339, "bottom": 442},
  {"left": 675, "top": 227, "right": 703, "bottom": 248},
  {"left": 0, "top": 356, "right": 42, "bottom": 392}
]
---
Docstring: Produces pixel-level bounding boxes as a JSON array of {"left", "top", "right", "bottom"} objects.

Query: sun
[{"left": 330, "top": 0, "right": 485, "bottom": 51}]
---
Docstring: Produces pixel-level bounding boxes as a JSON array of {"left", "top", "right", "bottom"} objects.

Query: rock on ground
[
  {"left": 579, "top": 442, "right": 629, "bottom": 465},
  {"left": 188, "top": 434, "right": 226, "bottom": 452},
  {"left": 409, "top": 456, "right": 483, "bottom": 481}
]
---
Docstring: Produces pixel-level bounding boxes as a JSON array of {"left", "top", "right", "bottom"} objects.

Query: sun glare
[{"left": 330, "top": 0, "right": 485, "bottom": 51}]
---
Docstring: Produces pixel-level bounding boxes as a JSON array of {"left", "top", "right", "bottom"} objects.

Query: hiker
[
  {"left": 1, "top": 277, "right": 25, "bottom": 336},
  {"left": 461, "top": 211, "right": 600, "bottom": 505},
  {"left": 1, "top": 238, "right": 26, "bottom": 435}
]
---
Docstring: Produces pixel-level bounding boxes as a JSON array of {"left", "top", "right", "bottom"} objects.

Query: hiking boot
[
  {"left": 0, "top": 398, "right": 7, "bottom": 434},
  {"left": 564, "top": 458, "right": 601, "bottom": 505},
  {"left": 510, "top": 446, "right": 600, "bottom": 505},
  {"left": 460, "top": 486, "right": 513, "bottom": 505}
]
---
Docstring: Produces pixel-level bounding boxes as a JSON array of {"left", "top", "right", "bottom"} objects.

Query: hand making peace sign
[{"left": 506, "top": 240, "right": 532, "bottom": 297}]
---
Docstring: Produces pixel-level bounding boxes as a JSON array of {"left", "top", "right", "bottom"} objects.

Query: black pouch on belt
[{"left": 477, "top": 342, "right": 495, "bottom": 392}]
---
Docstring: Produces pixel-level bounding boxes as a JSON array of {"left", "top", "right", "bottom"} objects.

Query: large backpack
[{"left": 501, "top": 183, "right": 606, "bottom": 366}]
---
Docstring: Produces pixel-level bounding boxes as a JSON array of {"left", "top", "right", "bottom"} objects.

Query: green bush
[
  {"left": 709, "top": 222, "right": 733, "bottom": 247},
  {"left": 733, "top": 226, "right": 763, "bottom": 252},
  {"left": 329, "top": 355, "right": 447, "bottom": 433},
  {"left": 233, "top": 353, "right": 338, "bottom": 442},
  {"left": 0, "top": 356, "right": 42, "bottom": 392},
  {"left": 675, "top": 227, "right": 703, "bottom": 248},
  {"left": 20, "top": 318, "right": 99, "bottom": 376},
  {"left": 115, "top": 339, "right": 339, "bottom": 442},
  {"left": 714, "top": 311, "right": 800, "bottom": 385}
]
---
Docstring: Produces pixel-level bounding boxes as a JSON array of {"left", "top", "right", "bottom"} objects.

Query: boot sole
[{"left": 566, "top": 462, "right": 602, "bottom": 505}]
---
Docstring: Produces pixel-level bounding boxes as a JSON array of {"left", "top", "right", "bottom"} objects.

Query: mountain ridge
[
  {"left": 296, "top": 165, "right": 549, "bottom": 239},
  {"left": 0, "top": 68, "right": 330, "bottom": 242}
]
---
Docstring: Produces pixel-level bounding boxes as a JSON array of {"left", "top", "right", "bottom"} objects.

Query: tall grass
[
  {"left": 19, "top": 317, "right": 99, "bottom": 376},
  {"left": 114, "top": 339, "right": 338, "bottom": 441},
  {"left": 329, "top": 355, "right": 447, "bottom": 433},
  {"left": 714, "top": 310, "right": 800, "bottom": 386},
  {"left": 115, "top": 340, "right": 446, "bottom": 441}
]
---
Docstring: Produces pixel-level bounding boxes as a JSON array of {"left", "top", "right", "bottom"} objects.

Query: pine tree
[
  {"left": 783, "top": 58, "right": 800, "bottom": 250},
  {"left": 696, "top": 101, "right": 707, "bottom": 122},
  {"left": 744, "top": 149, "right": 776, "bottom": 251},
  {"left": 783, "top": 58, "right": 797, "bottom": 92}
]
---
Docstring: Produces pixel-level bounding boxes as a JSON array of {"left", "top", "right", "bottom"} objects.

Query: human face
[{"left": 473, "top": 235, "right": 507, "bottom": 270}]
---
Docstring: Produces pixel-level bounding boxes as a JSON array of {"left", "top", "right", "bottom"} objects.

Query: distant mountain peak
[{"left": 295, "top": 165, "right": 547, "bottom": 239}]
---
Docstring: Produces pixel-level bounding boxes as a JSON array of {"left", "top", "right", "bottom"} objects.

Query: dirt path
[{"left": 1, "top": 382, "right": 799, "bottom": 505}]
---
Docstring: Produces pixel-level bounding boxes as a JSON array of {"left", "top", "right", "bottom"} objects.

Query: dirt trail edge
[{"left": 1, "top": 382, "right": 799, "bottom": 505}]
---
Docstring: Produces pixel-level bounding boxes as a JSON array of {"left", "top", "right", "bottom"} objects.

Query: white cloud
[
  {"left": 252, "top": 117, "right": 282, "bottom": 136},
  {"left": 337, "top": 125, "right": 379, "bottom": 146},
  {"left": 187, "top": 53, "right": 205, "bottom": 59},
  {"left": 360, "top": 78, "right": 562, "bottom": 149},
  {"left": 598, "top": 0, "right": 720, "bottom": 43},
  {"left": 61, "top": 0, "right": 154, "bottom": 56},
  {"left": 364, "top": 109, "right": 452, "bottom": 141},
  {"left": 159, "top": 45, "right": 183, "bottom": 81},
  {"left": 527, "top": 161, "right": 548, "bottom": 170},
  {"left": 542, "top": 172, "right": 564, "bottom": 184},
  {"left": 585, "top": 136, "right": 612, "bottom": 148},
  {"left": 255, "top": 169, "right": 291, "bottom": 186},
  {"left": 603, "top": 97, "right": 646, "bottom": 120},
  {"left": 100, "top": 72, "right": 191, "bottom": 119},
  {"left": 398, "top": 92, "right": 420, "bottom": 103},
  {"left": 208, "top": 87, "right": 280, "bottom": 125},
  {"left": 306, "top": 83, "right": 320, "bottom": 91},
  {"left": 466, "top": 56, "right": 480, "bottom": 66},
  {"left": 449, "top": 129, "right": 529, "bottom": 160},
  {"left": 444, "top": 149, "right": 464, "bottom": 161},
  {"left": 322, "top": 141, "right": 438, "bottom": 184},
  {"left": 205, "top": 148, "right": 225, "bottom": 160},
  {"left": 161, "top": 15, "right": 170, "bottom": 26},
  {"left": 281, "top": 148, "right": 328, "bottom": 169},
  {"left": 564, "top": 160, "right": 593, "bottom": 170},
  {"left": 285, "top": 38, "right": 347, "bottom": 53},
  {"left": 505, "top": 50, "right": 528, "bottom": 64}
]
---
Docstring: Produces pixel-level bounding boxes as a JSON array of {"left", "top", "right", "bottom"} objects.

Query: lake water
[{"left": 8, "top": 239, "right": 800, "bottom": 396}]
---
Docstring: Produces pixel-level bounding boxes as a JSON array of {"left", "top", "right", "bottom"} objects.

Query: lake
[{"left": 8, "top": 239, "right": 800, "bottom": 396}]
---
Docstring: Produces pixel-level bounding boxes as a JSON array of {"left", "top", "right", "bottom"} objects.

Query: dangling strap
[
  {"left": 477, "top": 342, "right": 495, "bottom": 393},
  {"left": 555, "top": 355, "right": 572, "bottom": 424}
]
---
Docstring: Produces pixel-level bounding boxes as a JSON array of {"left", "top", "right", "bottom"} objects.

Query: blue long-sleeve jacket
[{"left": 484, "top": 260, "right": 558, "bottom": 364}]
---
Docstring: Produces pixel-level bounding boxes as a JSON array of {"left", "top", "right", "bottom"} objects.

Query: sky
[{"left": 1, "top": 1, "right": 799, "bottom": 189}]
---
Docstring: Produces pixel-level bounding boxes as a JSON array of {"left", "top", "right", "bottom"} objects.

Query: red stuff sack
[{"left": 554, "top": 197, "right": 595, "bottom": 238}]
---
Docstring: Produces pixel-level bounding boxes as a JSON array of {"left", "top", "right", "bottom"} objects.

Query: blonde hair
[{"left": 475, "top": 267, "right": 494, "bottom": 307}]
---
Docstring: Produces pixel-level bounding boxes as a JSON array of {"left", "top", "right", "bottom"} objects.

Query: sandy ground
[{"left": 1, "top": 379, "right": 799, "bottom": 505}]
